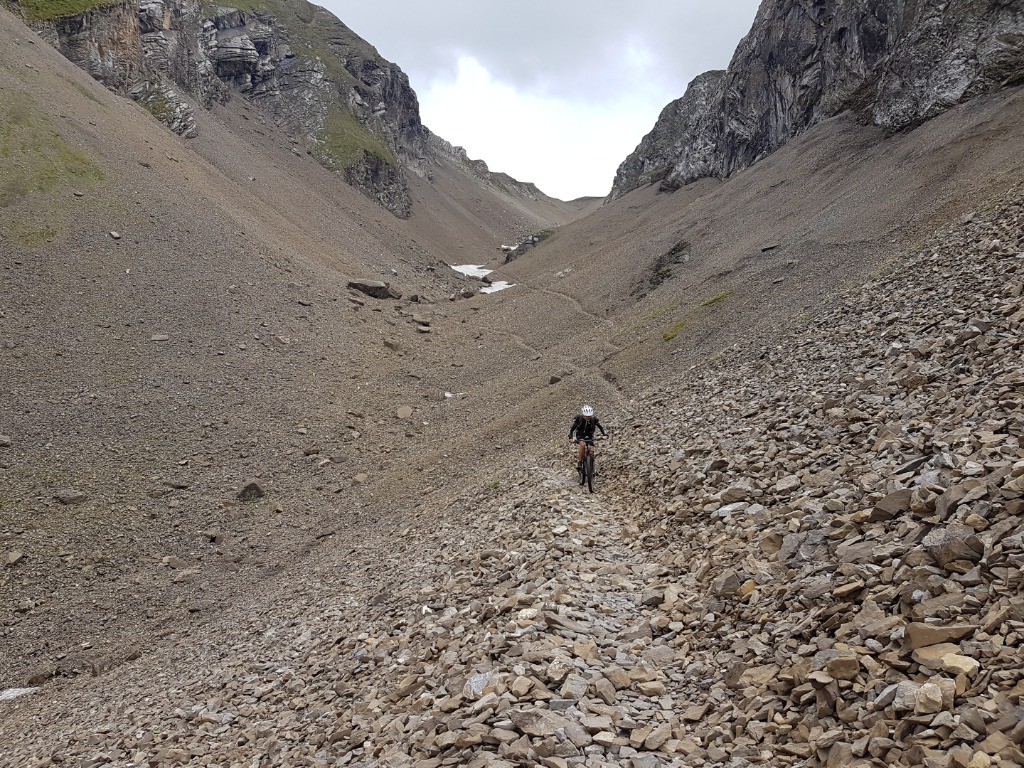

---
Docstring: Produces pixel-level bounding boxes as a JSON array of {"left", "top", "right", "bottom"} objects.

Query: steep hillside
[
  {"left": 1, "top": 0, "right": 576, "bottom": 221},
  {"left": 0, "top": 3, "right": 580, "bottom": 694},
  {"left": 496, "top": 84, "right": 1024, "bottom": 390},
  {"left": 612, "top": 0, "right": 1024, "bottom": 197}
]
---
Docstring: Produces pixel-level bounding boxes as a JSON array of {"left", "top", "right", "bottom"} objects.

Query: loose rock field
[{"left": 2, "top": 192, "right": 1023, "bottom": 767}]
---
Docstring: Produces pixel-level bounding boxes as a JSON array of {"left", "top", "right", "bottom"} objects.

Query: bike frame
[{"left": 574, "top": 435, "right": 607, "bottom": 492}]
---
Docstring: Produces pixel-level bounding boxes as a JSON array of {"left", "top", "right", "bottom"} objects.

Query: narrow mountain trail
[{"left": 522, "top": 283, "right": 626, "bottom": 350}]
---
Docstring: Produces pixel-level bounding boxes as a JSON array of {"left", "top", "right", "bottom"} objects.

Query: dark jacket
[{"left": 569, "top": 415, "right": 607, "bottom": 441}]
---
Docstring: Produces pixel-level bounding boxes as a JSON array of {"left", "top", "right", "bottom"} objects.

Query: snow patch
[
  {"left": 450, "top": 264, "right": 491, "bottom": 279},
  {"left": 481, "top": 281, "right": 515, "bottom": 294},
  {"left": 1, "top": 687, "right": 39, "bottom": 703},
  {"left": 449, "top": 265, "right": 516, "bottom": 295}
]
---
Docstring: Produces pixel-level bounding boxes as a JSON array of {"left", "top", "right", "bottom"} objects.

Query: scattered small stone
[
  {"left": 236, "top": 480, "right": 264, "bottom": 502},
  {"left": 54, "top": 489, "right": 87, "bottom": 505}
]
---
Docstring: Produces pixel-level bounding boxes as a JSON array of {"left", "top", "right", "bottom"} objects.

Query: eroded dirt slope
[{"left": 0, "top": 5, "right": 587, "bottom": 693}]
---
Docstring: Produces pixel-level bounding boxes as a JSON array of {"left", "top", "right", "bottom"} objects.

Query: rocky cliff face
[
  {"left": 611, "top": 0, "right": 1024, "bottom": 198},
  {"left": 426, "top": 132, "right": 551, "bottom": 202},
  {"left": 610, "top": 70, "right": 726, "bottom": 196},
  {"left": 7, "top": 0, "right": 430, "bottom": 216}
]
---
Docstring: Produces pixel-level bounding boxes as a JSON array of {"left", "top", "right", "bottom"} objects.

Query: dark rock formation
[
  {"left": 611, "top": 0, "right": 1024, "bottom": 199},
  {"left": 503, "top": 229, "right": 554, "bottom": 264},
  {"left": 347, "top": 279, "right": 401, "bottom": 300},
  {"left": 611, "top": 71, "right": 726, "bottom": 196}
]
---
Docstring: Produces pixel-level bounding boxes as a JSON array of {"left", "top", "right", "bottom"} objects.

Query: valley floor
[{"left": 2, "top": 183, "right": 1022, "bottom": 767}]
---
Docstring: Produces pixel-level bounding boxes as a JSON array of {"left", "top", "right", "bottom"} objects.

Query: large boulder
[{"left": 348, "top": 280, "right": 401, "bottom": 300}]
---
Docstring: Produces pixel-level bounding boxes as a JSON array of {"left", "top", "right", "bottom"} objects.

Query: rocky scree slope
[
  {"left": 601, "top": 190, "right": 1024, "bottom": 767},
  {"left": 612, "top": 0, "right": 1024, "bottom": 198},
  {"left": 3, "top": 183, "right": 1022, "bottom": 766},
  {"left": 501, "top": 82, "right": 1024, "bottom": 395},
  {"left": 0, "top": 4, "right": 584, "bottom": 701},
  {"left": 3, "top": 0, "right": 565, "bottom": 218}
]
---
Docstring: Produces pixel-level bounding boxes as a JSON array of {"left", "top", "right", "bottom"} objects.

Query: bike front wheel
[{"left": 586, "top": 455, "right": 595, "bottom": 493}]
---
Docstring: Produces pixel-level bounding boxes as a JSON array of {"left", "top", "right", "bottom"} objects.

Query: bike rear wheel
[{"left": 586, "top": 455, "right": 595, "bottom": 493}]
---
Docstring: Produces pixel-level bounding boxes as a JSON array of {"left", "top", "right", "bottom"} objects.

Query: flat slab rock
[
  {"left": 54, "top": 489, "right": 87, "bottom": 505},
  {"left": 904, "top": 622, "right": 977, "bottom": 650},
  {"left": 348, "top": 279, "right": 401, "bottom": 300}
]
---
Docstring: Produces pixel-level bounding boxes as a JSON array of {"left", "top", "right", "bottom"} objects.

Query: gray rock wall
[
  {"left": 611, "top": 0, "right": 1024, "bottom": 198},
  {"left": 9, "top": 0, "right": 428, "bottom": 217},
  {"left": 610, "top": 70, "right": 726, "bottom": 197}
]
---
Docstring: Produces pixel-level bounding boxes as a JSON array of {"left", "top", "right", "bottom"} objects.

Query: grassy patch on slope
[
  {"left": 3, "top": 219, "right": 58, "bottom": 246},
  {"left": 663, "top": 320, "right": 686, "bottom": 342},
  {"left": 15, "top": 0, "right": 122, "bottom": 21},
  {"left": 661, "top": 290, "right": 734, "bottom": 343},
  {"left": 317, "top": 108, "right": 395, "bottom": 172},
  {"left": 700, "top": 291, "right": 732, "bottom": 307},
  {"left": 141, "top": 91, "right": 176, "bottom": 122},
  {"left": 0, "top": 91, "right": 105, "bottom": 208}
]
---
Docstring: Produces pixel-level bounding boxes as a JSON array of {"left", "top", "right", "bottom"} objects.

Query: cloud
[
  {"left": 422, "top": 56, "right": 662, "bottom": 199},
  {"left": 333, "top": 1, "right": 760, "bottom": 95},
  {"left": 322, "top": 1, "right": 762, "bottom": 198}
]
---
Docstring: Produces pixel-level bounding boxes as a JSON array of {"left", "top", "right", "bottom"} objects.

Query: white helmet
[{"left": 581, "top": 405, "right": 595, "bottom": 417}]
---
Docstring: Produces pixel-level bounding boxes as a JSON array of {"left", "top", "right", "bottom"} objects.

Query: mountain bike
[{"left": 575, "top": 436, "right": 608, "bottom": 493}]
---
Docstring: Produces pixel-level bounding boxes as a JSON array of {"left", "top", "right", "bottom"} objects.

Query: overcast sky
[{"left": 322, "top": 2, "right": 762, "bottom": 200}]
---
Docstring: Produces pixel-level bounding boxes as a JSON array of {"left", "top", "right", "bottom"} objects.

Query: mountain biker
[{"left": 568, "top": 405, "right": 608, "bottom": 471}]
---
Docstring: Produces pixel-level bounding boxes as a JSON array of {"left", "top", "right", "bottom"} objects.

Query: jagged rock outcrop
[
  {"left": 5, "top": 0, "right": 428, "bottom": 216},
  {"left": 4, "top": 0, "right": 563, "bottom": 216},
  {"left": 611, "top": 0, "right": 1024, "bottom": 198},
  {"left": 610, "top": 70, "right": 726, "bottom": 196}
]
